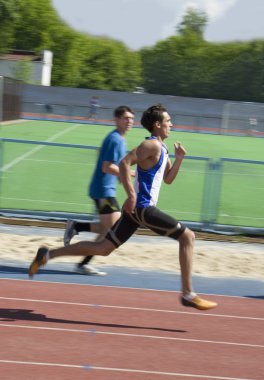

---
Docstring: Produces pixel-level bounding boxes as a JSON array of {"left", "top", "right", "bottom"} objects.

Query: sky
[{"left": 52, "top": 0, "right": 264, "bottom": 50}]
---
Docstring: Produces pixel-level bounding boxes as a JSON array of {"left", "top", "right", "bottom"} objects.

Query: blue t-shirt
[{"left": 89, "top": 129, "right": 127, "bottom": 198}]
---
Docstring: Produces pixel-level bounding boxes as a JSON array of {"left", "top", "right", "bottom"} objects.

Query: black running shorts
[
  {"left": 106, "top": 206, "right": 186, "bottom": 248},
  {"left": 93, "top": 197, "right": 120, "bottom": 215}
]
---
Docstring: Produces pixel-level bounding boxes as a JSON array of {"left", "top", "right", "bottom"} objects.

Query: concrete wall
[{"left": 21, "top": 84, "right": 264, "bottom": 135}]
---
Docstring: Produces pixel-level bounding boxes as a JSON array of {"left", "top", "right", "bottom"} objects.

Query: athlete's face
[
  {"left": 116, "top": 111, "right": 135, "bottom": 135},
  {"left": 159, "top": 112, "right": 172, "bottom": 140}
]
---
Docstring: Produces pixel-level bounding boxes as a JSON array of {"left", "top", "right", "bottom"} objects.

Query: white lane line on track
[
  {"left": 0, "top": 360, "right": 255, "bottom": 380},
  {"left": 2, "top": 123, "right": 82, "bottom": 172},
  {"left": 0, "top": 323, "right": 263, "bottom": 349},
  {"left": 0, "top": 296, "right": 263, "bottom": 321},
  {"left": 0, "top": 278, "right": 261, "bottom": 301}
]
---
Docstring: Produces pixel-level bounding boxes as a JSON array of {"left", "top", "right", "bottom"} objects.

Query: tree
[
  {"left": 50, "top": 28, "right": 87, "bottom": 87},
  {"left": 0, "top": 0, "right": 18, "bottom": 53},
  {"left": 2, "top": 0, "right": 262, "bottom": 101},
  {"left": 212, "top": 41, "right": 264, "bottom": 102},
  {"left": 13, "top": 0, "right": 63, "bottom": 52},
  {"left": 177, "top": 7, "right": 208, "bottom": 39},
  {"left": 141, "top": 34, "right": 209, "bottom": 96},
  {"left": 77, "top": 38, "right": 142, "bottom": 92}
]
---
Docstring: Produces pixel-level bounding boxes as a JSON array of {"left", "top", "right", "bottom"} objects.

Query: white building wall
[{"left": 0, "top": 50, "right": 53, "bottom": 86}]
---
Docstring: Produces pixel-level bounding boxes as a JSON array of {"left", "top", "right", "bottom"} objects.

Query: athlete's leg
[
  {"left": 87, "top": 211, "right": 121, "bottom": 236},
  {"left": 91, "top": 211, "right": 121, "bottom": 241},
  {"left": 135, "top": 207, "right": 217, "bottom": 310},
  {"left": 29, "top": 211, "right": 140, "bottom": 277},
  {"left": 64, "top": 198, "right": 120, "bottom": 246},
  {"left": 51, "top": 238, "right": 115, "bottom": 259},
  {"left": 54, "top": 210, "right": 137, "bottom": 260},
  {"left": 135, "top": 207, "right": 192, "bottom": 293},
  {"left": 77, "top": 211, "right": 121, "bottom": 270},
  {"left": 28, "top": 238, "right": 116, "bottom": 278},
  {"left": 177, "top": 228, "right": 195, "bottom": 295},
  {"left": 78, "top": 198, "right": 121, "bottom": 267},
  {"left": 177, "top": 228, "right": 217, "bottom": 309}
]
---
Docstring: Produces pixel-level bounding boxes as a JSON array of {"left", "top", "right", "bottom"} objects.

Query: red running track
[{"left": 0, "top": 278, "right": 263, "bottom": 380}]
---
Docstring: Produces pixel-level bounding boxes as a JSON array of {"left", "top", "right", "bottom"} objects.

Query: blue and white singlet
[{"left": 134, "top": 136, "right": 169, "bottom": 208}]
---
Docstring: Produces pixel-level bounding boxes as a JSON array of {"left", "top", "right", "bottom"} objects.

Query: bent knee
[{"left": 179, "top": 228, "right": 195, "bottom": 244}]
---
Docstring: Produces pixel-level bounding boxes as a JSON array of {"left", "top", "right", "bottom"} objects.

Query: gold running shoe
[
  {"left": 28, "top": 247, "right": 49, "bottom": 278},
  {"left": 181, "top": 296, "right": 217, "bottom": 310}
]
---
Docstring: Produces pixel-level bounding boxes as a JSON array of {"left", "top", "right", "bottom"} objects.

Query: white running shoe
[
  {"left": 76, "top": 265, "right": 107, "bottom": 276},
  {"left": 64, "top": 220, "right": 78, "bottom": 246}
]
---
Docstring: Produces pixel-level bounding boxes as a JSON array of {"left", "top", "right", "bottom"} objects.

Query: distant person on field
[
  {"left": 44, "top": 104, "right": 53, "bottom": 118},
  {"left": 88, "top": 96, "right": 100, "bottom": 120},
  {"left": 29, "top": 103, "right": 217, "bottom": 311},
  {"left": 64, "top": 105, "right": 135, "bottom": 275}
]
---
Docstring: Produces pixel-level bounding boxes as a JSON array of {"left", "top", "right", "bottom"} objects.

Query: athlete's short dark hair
[
  {"left": 114, "top": 105, "right": 134, "bottom": 118},
  {"left": 141, "top": 104, "right": 167, "bottom": 132}
]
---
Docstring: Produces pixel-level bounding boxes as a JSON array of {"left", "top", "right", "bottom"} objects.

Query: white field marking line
[
  {"left": 0, "top": 278, "right": 259, "bottom": 300},
  {"left": 163, "top": 210, "right": 264, "bottom": 218},
  {"left": 0, "top": 323, "right": 263, "bottom": 349},
  {"left": 2, "top": 123, "right": 83, "bottom": 172},
  {"left": 0, "top": 360, "right": 254, "bottom": 380},
  {"left": 163, "top": 211, "right": 264, "bottom": 219},
  {"left": 224, "top": 172, "right": 264, "bottom": 178},
  {"left": 25, "top": 158, "right": 94, "bottom": 166},
  {"left": 1, "top": 197, "right": 90, "bottom": 206},
  {"left": 0, "top": 297, "right": 263, "bottom": 322},
  {"left": 163, "top": 209, "right": 200, "bottom": 215},
  {"left": 182, "top": 168, "right": 264, "bottom": 178}
]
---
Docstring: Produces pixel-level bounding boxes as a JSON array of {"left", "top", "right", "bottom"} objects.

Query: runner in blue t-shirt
[
  {"left": 64, "top": 105, "right": 135, "bottom": 275},
  {"left": 89, "top": 129, "right": 127, "bottom": 199}
]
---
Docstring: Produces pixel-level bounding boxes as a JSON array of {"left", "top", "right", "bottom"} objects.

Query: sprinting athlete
[
  {"left": 29, "top": 104, "right": 217, "bottom": 311},
  {"left": 64, "top": 105, "right": 135, "bottom": 275}
]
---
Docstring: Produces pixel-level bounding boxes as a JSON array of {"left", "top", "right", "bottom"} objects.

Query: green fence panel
[
  {"left": 0, "top": 139, "right": 263, "bottom": 230},
  {"left": 0, "top": 139, "right": 99, "bottom": 214},
  {"left": 218, "top": 160, "right": 264, "bottom": 228},
  {"left": 201, "top": 159, "right": 223, "bottom": 225}
]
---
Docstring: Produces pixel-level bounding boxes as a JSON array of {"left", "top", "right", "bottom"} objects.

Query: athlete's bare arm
[
  {"left": 136, "top": 139, "right": 161, "bottom": 170},
  {"left": 163, "top": 142, "right": 186, "bottom": 184},
  {"left": 119, "top": 140, "right": 160, "bottom": 213},
  {"left": 103, "top": 161, "right": 136, "bottom": 177},
  {"left": 102, "top": 161, "right": 120, "bottom": 176}
]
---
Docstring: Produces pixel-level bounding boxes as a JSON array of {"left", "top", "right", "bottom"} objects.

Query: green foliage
[
  {"left": 77, "top": 38, "right": 142, "bottom": 91},
  {"left": 211, "top": 41, "right": 264, "bottom": 102},
  {"left": 141, "top": 33, "right": 264, "bottom": 101},
  {"left": 177, "top": 7, "right": 208, "bottom": 38},
  {"left": 13, "top": 0, "right": 61, "bottom": 52},
  {"left": 141, "top": 34, "right": 211, "bottom": 96},
  {"left": 11, "top": 58, "right": 32, "bottom": 83},
  {"left": 1, "top": 0, "right": 141, "bottom": 90},
  {"left": 1, "top": 0, "right": 263, "bottom": 101},
  {"left": 0, "top": 0, "right": 18, "bottom": 53},
  {"left": 50, "top": 29, "right": 87, "bottom": 87}
]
